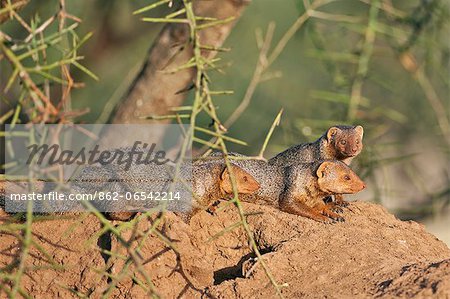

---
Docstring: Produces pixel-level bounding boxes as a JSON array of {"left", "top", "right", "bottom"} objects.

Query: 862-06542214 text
[{"left": 7, "top": 191, "right": 182, "bottom": 202}]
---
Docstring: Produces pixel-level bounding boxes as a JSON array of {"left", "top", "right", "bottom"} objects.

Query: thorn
[
  {"left": 218, "top": 123, "right": 227, "bottom": 132},
  {"left": 175, "top": 83, "right": 195, "bottom": 95}
]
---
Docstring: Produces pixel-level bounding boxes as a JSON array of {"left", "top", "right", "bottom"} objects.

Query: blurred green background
[{"left": 1, "top": 0, "right": 449, "bottom": 242}]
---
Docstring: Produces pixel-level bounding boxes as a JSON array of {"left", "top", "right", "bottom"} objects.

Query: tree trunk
[{"left": 111, "top": 0, "right": 250, "bottom": 134}]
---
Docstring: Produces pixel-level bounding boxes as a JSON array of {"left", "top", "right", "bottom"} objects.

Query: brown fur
[
  {"left": 219, "top": 165, "right": 260, "bottom": 194},
  {"left": 177, "top": 163, "right": 260, "bottom": 222},
  {"left": 325, "top": 125, "right": 364, "bottom": 165},
  {"left": 269, "top": 125, "right": 364, "bottom": 207},
  {"left": 280, "top": 160, "right": 365, "bottom": 223}
]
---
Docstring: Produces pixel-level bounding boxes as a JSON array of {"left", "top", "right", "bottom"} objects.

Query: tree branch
[
  {"left": 110, "top": 0, "right": 250, "bottom": 135},
  {"left": 0, "top": 0, "right": 29, "bottom": 24}
]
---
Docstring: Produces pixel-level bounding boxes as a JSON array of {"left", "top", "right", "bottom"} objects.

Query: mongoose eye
[
  {"left": 344, "top": 175, "right": 351, "bottom": 180},
  {"left": 356, "top": 140, "right": 360, "bottom": 144},
  {"left": 340, "top": 140, "right": 347, "bottom": 145}
]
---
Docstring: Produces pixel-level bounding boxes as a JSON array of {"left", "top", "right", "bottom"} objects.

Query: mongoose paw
[
  {"left": 207, "top": 200, "right": 221, "bottom": 215},
  {"left": 317, "top": 215, "right": 335, "bottom": 224},
  {"left": 334, "top": 207, "right": 344, "bottom": 213},
  {"left": 333, "top": 195, "right": 349, "bottom": 207},
  {"left": 328, "top": 214, "right": 345, "bottom": 223},
  {"left": 334, "top": 216, "right": 345, "bottom": 222},
  {"left": 325, "top": 216, "right": 345, "bottom": 224},
  {"left": 301, "top": 213, "right": 333, "bottom": 224},
  {"left": 206, "top": 206, "right": 216, "bottom": 215},
  {"left": 335, "top": 200, "right": 349, "bottom": 207},
  {"left": 321, "top": 218, "right": 335, "bottom": 224},
  {"left": 327, "top": 203, "right": 344, "bottom": 213},
  {"left": 322, "top": 210, "right": 345, "bottom": 222}
]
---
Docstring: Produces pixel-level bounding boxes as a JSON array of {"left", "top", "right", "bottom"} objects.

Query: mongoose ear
[
  {"left": 234, "top": 166, "right": 260, "bottom": 193},
  {"left": 326, "top": 127, "right": 339, "bottom": 142},
  {"left": 220, "top": 165, "right": 260, "bottom": 194},
  {"left": 316, "top": 161, "right": 332, "bottom": 178},
  {"left": 220, "top": 167, "right": 232, "bottom": 193},
  {"left": 354, "top": 125, "right": 364, "bottom": 138}
]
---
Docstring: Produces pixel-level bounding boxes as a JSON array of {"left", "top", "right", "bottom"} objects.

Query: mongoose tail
[{"left": 280, "top": 160, "right": 365, "bottom": 223}]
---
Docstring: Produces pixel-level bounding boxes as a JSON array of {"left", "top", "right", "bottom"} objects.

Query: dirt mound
[
  {"left": 1, "top": 201, "right": 449, "bottom": 298},
  {"left": 375, "top": 259, "right": 450, "bottom": 298}
]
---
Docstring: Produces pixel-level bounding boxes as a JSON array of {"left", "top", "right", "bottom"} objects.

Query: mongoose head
[
  {"left": 316, "top": 161, "right": 365, "bottom": 194},
  {"left": 326, "top": 125, "right": 364, "bottom": 159},
  {"left": 220, "top": 165, "right": 260, "bottom": 194}
]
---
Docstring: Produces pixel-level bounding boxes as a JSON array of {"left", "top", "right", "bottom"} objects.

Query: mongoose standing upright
[{"left": 269, "top": 125, "right": 364, "bottom": 205}]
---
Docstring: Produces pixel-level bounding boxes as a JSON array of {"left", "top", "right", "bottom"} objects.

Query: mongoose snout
[{"left": 317, "top": 161, "right": 365, "bottom": 194}]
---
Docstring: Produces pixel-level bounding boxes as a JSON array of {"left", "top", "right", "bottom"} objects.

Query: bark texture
[{"left": 111, "top": 0, "right": 250, "bottom": 130}]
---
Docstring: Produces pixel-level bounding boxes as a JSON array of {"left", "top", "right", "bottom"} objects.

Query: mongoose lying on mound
[
  {"left": 269, "top": 125, "right": 364, "bottom": 205},
  {"left": 0, "top": 160, "right": 260, "bottom": 222},
  {"left": 207, "top": 152, "right": 365, "bottom": 222},
  {"left": 213, "top": 154, "right": 365, "bottom": 222},
  {"left": 180, "top": 161, "right": 260, "bottom": 221},
  {"left": 280, "top": 160, "right": 365, "bottom": 223},
  {"left": 76, "top": 154, "right": 260, "bottom": 221}
]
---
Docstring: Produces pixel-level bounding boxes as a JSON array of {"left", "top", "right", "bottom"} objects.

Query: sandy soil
[{"left": 1, "top": 201, "right": 449, "bottom": 298}]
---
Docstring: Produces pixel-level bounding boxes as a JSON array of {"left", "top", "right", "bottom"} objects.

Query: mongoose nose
[{"left": 361, "top": 183, "right": 366, "bottom": 189}]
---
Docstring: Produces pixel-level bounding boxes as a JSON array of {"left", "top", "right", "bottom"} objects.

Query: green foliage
[
  {"left": 290, "top": 0, "right": 449, "bottom": 208},
  {"left": 1, "top": 0, "right": 449, "bottom": 297},
  {"left": 0, "top": 1, "right": 95, "bottom": 124}
]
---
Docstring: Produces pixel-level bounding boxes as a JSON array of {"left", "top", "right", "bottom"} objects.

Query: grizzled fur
[
  {"left": 94, "top": 160, "right": 259, "bottom": 221},
  {"left": 269, "top": 125, "right": 364, "bottom": 167},
  {"left": 0, "top": 149, "right": 259, "bottom": 222},
  {"left": 207, "top": 151, "right": 365, "bottom": 223},
  {"left": 210, "top": 155, "right": 285, "bottom": 207}
]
